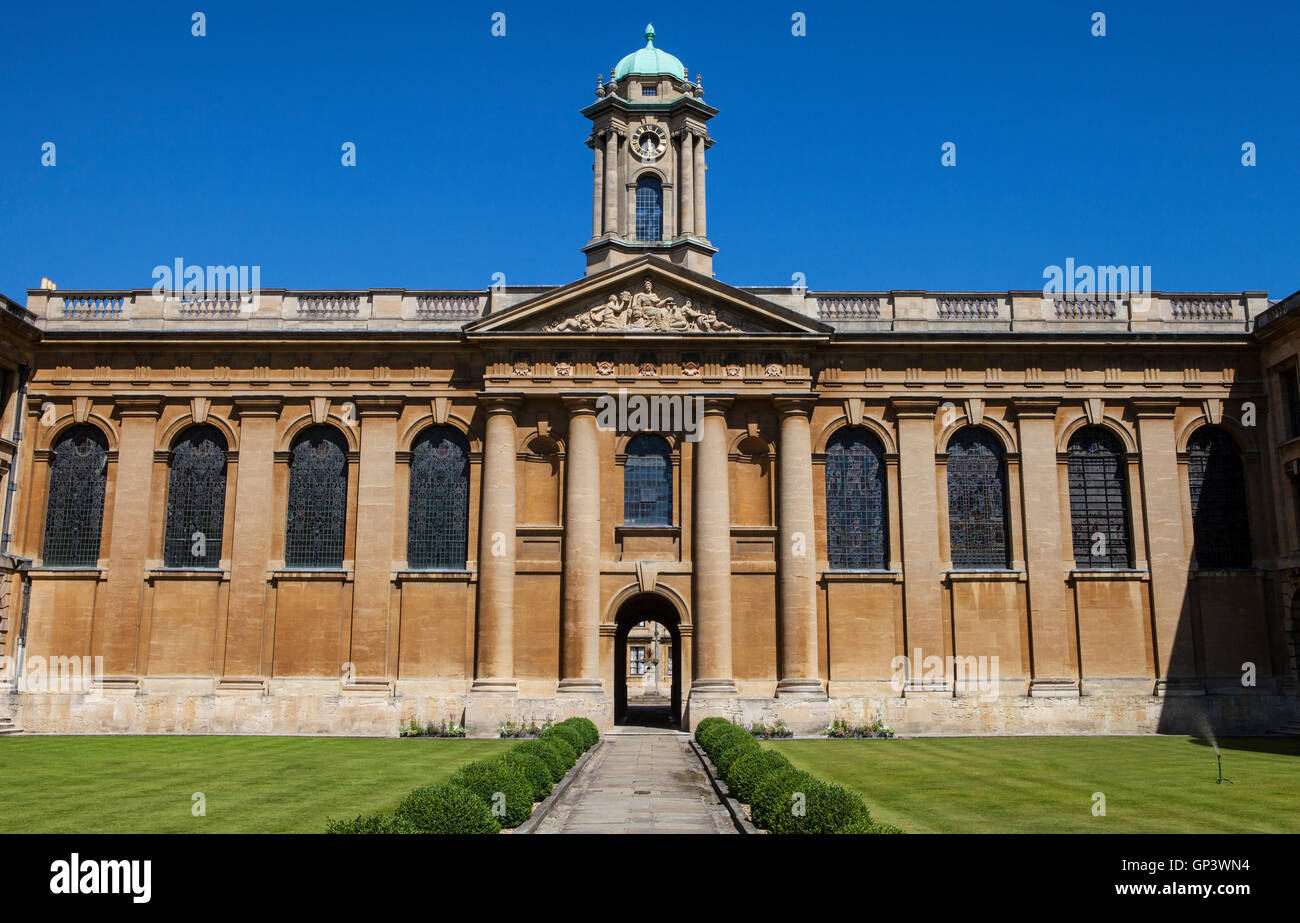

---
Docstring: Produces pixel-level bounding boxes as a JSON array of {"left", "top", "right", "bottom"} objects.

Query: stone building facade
[{"left": 0, "top": 28, "right": 1297, "bottom": 736}]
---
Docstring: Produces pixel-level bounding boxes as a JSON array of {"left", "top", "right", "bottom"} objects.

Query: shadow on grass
[{"left": 1186, "top": 736, "right": 1300, "bottom": 756}]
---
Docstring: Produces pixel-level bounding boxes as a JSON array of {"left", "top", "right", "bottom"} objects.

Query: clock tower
[{"left": 582, "top": 25, "right": 717, "bottom": 276}]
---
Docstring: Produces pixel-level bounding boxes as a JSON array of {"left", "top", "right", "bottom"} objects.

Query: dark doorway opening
[{"left": 613, "top": 593, "right": 681, "bottom": 727}]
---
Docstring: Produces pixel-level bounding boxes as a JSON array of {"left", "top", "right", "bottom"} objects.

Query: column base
[
  {"left": 469, "top": 678, "right": 518, "bottom": 694},
  {"left": 902, "top": 680, "right": 952, "bottom": 698},
  {"left": 1029, "top": 678, "right": 1081, "bottom": 698},
  {"left": 556, "top": 678, "right": 604, "bottom": 694},
  {"left": 1154, "top": 677, "right": 1206, "bottom": 697},
  {"left": 690, "top": 678, "right": 739, "bottom": 695},
  {"left": 775, "top": 678, "right": 828, "bottom": 699}
]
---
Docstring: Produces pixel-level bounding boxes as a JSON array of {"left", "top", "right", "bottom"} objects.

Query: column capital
[
  {"left": 352, "top": 395, "right": 405, "bottom": 417},
  {"left": 476, "top": 391, "right": 524, "bottom": 414},
  {"left": 773, "top": 392, "right": 819, "bottom": 417},
  {"left": 1129, "top": 397, "right": 1181, "bottom": 419},
  {"left": 111, "top": 395, "right": 166, "bottom": 419},
  {"left": 694, "top": 393, "right": 733, "bottom": 416},
  {"left": 1010, "top": 397, "right": 1061, "bottom": 419},
  {"left": 559, "top": 391, "right": 605, "bottom": 415},
  {"left": 889, "top": 396, "right": 941, "bottom": 418},
  {"left": 231, "top": 395, "right": 283, "bottom": 419}
]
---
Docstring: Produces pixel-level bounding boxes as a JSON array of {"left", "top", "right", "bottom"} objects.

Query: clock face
[{"left": 632, "top": 125, "right": 667, "bottom": 161}]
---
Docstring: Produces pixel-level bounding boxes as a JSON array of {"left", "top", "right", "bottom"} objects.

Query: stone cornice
[
  {"left": 231, "top": 395, "right": 283, "bottom": 418},
  {"left": 888, "top": 397, "right": 941, "bottom": 417},
  {"left": 1129, "top": 397, "right": 1182, "bottom": 418},
  {"left": 352, "top": 395, "right": 405, "bottom": 416},
  {"left": 111, "top": 394, "right": 165, "bottom": 418}
]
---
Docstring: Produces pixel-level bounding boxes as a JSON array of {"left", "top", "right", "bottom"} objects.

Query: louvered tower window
[{"left": 635, "top": 175, "right": 663, "bottom": 241}]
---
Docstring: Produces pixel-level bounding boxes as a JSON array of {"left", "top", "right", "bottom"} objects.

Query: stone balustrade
[{"left": 25, "top": 287, "right": 1270, "bottom": 333}]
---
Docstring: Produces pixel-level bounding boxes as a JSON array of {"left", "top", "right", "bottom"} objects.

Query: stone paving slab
[{"left": 534, "top": 729, "right": 737, "bottom": 834}]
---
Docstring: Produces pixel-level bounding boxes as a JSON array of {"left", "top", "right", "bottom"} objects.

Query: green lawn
[
  {"left": 765, "top": 736, "right": 1300, "bottom": 833},
  {"left": 0, "top": 736, "right": 513, "bottom": 833}
]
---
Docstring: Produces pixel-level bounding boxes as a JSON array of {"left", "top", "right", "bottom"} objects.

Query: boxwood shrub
[
  {"left": 559, "top": 717, "right": 599, "bottom": 750},
  {"left": 694, "top": 717, "right": 732, "bottom": 753},
  {"left": 324, "top": 812, "right": 419, "bottom": 834},
  {"left": 539, "top": 731, "right": 577, "bottom": 767},
  {"left": 752, "top": 772, "right": 873, "bottom": 835},
  {"left": 501, "top": 750, "right": 553, "bottom": 803},
  {"left": 511, "top": 739, "right": 568, "bottom": 783},
  {"left": 543, "top": 723, "right": 587, "bottom": 756},
  {"left": 713, "top": 734, "right": 761, "bottom": 777},
  {"left": 393, "top": 783, "right": 499, "bottom": 834},
  {"left": 723, "top": 748, "right": 793, "bottom": 804},
  {"left": 448, "top": 758, "right": 535, "bottom": 828}
]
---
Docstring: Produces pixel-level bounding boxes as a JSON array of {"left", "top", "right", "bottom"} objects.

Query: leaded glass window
[
  {"left": 947, "top": 428, "right": 1010, "bottom": 568},
  {"left": 285, "top": 426, "right": 349, "bottom": 569},
  {"left": 164, "top": 425, "right": 228, "bottom": 568},
  {"left": 42, "top": 425, "right": 108, "bottom": 567},
  {"left": 635, "top": 175, "right": 662, "bottom": 242},
  {"left": 1067, "top": 427, "right": 1132, "bottom": 569},
  {"left": 408, "top": 426, "right": 470, "bottom": 570},
  {"left": 624, "top": 434, "right": 672, "bottom": 525},
  {"left": 1187, "top": 427, "right": 1251, "bottom": 569},
  {"left": 825, "top": 427, "right": 887, "bottom": 570}
]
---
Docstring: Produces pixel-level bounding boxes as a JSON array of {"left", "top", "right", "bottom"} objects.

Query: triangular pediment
[{"left": 463, "top": 256, "right": 831, "bottom": 338}]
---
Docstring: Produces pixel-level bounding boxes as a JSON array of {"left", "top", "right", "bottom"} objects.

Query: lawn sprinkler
[{"left": 1215, "top": 751, "right": 1233, "bottom": 785}]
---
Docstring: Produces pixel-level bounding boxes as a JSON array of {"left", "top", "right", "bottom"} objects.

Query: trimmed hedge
[
  {"left": 695, "top": 719, "right": 900, "bottom": 835},
  {"left": 512, "top": 739, "right": 568, "bottom": 783},
  {"left": 694, "top": 717, "right": 732, "bottom": 753},
  {"left": 559, "top": 717, "right": 599, "bottom": 750},
  {"left": 725, "top": 749, "right": 793, "bottom": 805},
  {"left": 325, "top": 812, "right": 419, "bottom": 834},
  {"left": 393, "top": 783, "right": 499, "bottom": 834},
  {"left": 501, "top": 750, "right": 553, "bottom": 803},
  {"left": 326, "top": 716, "right": 600, "bottom": 834},
  {"left": 542, "top": 723, "right": 587, "bottom": 757},
  {"left": 449, "top": 758, "right": 535, "bottom": 828},
  {"left": 538, "top": 730, "right": 578, "bottom": 768}
]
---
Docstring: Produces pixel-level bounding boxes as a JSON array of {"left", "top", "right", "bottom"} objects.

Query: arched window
[
  {"left": 42, "top": 424, "right": 109, "bottom": 567},
  {"left": 164, "top": 425, "right": 228, "bottom": 568},
  {"left": 408, "top": 426, "right": 471, "bottom": 570},
  {"left": 285, "top": 426, "right": 349, "bottom": 569},
  {"left": 635, "top": 175, "right": 662, "bottom": 242},
  {"left": 1187, "top": 427, "right": 1251, "bottom": 568},
  {"left": 1066, "top": 426, "right": 1132, "bottom": 569},
  {"left": 947, "top": 428, "right": 1010, "bottom": 568},
  {"left": 825, "top": 427, "right": 887, "bottom": 570},
  {"left": 624, "top": 434, "right": 672, "bottom": 525}
]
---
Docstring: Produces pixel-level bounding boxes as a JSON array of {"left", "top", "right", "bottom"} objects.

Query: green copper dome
[{"left": 614, "top": 24, "right": 686, "bottom": 80}]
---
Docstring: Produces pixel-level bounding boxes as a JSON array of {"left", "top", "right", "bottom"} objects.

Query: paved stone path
[{"left": 535, "top": 727, "right": 737, "bottom": 834}]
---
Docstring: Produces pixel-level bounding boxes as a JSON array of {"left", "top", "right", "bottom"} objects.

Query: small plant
[
  {"left": 821, "top": 716, "right": 895, "bottom": 739},
  {"left": 747, "top": 719, "right": 793, "bottom": 739},
  {"left": 400, "top": 717, "right": 466, "bottom": 738}
]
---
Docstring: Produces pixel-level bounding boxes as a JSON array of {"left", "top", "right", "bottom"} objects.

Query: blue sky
[{"left": 1, "top": 0, "right": 1296, "bottom": 299}]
